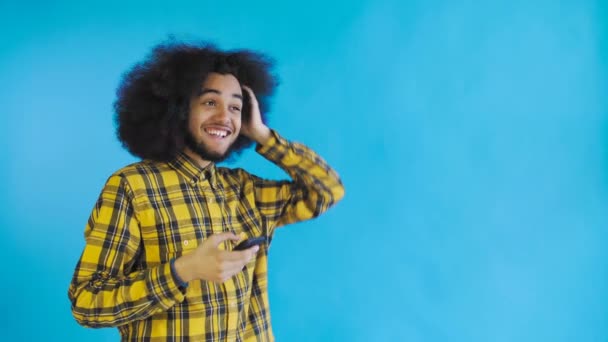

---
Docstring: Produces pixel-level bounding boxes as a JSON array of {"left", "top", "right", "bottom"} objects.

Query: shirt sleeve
[
  {"left": 68, "top": 174, "right": 186, "bottom": 328},
  {"left": 251, "top": 130, "right": 345, "bottom": 232}
]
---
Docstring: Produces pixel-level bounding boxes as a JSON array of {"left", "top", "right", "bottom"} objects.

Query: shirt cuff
[
  {"left": 255, "top": 129, "right": 295, "bottom": 164},
  {"left": 145, "top": 262, "right": 187, "bottom": 310},
  {"left": 170, "top": 258, "right": 189, "bottom": 288}
]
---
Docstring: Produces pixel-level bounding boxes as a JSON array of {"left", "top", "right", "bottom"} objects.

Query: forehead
[{"left": 201, "top": 73, "right": 242, "bottom": 94}]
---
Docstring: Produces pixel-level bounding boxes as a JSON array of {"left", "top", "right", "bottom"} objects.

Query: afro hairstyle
[{"left": 114, "top": 39, "right": 278, "bottom": 162}]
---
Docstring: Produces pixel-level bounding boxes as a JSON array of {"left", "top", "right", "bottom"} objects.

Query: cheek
[
  {"left": 188, "top": 110, "right": 204, "bottom": 129},
  {"left": 233, "top": 116, "right": 242, "bottom": 132},
  {"left": 187, "top": 117, "right": 203, "bottom": 138},
  {"left": 187, "top": 117, "right": 197, "bottom": 132}
]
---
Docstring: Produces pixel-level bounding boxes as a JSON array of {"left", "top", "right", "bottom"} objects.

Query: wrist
[
  {"left": 174, "top": 256, "right": 193, "bottom": 283},
  {"left": 251, "top": 126, "right": 272, "bottom": 145}
]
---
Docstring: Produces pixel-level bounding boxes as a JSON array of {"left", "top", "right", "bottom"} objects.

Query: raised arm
[
  {"left": 238, "top": 86, "right": 345, "bottom": 232},
  {"left": 251, "top": 130, "right": 345, "bottom": 230}
]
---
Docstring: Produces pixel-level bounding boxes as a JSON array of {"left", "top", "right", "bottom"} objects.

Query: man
[{"left": 68, "top": 40, "right": 345, "bottom": 341}]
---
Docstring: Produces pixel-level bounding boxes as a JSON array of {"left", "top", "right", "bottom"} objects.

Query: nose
[{"left": 215, "top": 105, "right": 230, "bottom": 122}]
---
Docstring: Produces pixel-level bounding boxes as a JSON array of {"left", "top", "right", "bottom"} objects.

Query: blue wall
[{"left": 1, "top": 0, "right": 607, "bottom": 341}]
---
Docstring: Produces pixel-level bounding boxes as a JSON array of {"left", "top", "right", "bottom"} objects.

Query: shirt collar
[{"left": 168, "top": 152, "right": 218, "bottom": 189}]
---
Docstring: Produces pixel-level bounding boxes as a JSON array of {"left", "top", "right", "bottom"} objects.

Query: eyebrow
[{"left": 198, "top": 88, "right": 243, "bottom": 100}]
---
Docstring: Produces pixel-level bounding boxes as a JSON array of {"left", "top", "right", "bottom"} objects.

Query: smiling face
[{"left": 184, "top": 72, "right": 243, "bottom": 166}]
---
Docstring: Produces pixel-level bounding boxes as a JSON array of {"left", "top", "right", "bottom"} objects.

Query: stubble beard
[{"left": 184, "top": 130, "right": 235, "bottom": 163}]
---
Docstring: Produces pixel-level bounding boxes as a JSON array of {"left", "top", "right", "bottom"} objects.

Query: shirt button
[{"left": 183, "top": 240, "right": 189, "bottom": 246}]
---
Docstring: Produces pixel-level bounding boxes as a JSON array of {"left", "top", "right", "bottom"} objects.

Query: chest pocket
[
  {"left": 164, "top": 224, "right": 200, "bottom": 257},
  {"left": 139, "top": 222, "right": 202, "bottom": 264}
]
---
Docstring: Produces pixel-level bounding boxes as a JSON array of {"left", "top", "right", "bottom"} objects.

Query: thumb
[{"left": 205, "top": 232, "right": 239, "bottom": 248}]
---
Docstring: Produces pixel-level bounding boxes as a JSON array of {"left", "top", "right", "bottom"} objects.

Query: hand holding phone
[{"left": 233, "top": 236, "right": 265, "bottom": 251}]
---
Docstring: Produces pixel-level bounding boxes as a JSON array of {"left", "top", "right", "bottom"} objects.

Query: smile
[{"left": 204, "top": 127, "right": 232, "bottom": 138}]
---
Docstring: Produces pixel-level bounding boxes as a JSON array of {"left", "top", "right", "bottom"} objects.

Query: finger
[
  {"left": 205, "top": 232, "right": 240, "bottom": 248},
  {"left": 242, "top": 86, "right": 258, "bottom": 104},
  {"left": 217, "top": 264, "right": 249, "bottom": 282},
  {"left": 216, "top": 253, "right": 257, "bottom": 280},
  {"left": 219, "top": 256, "right": 254, "bottom": 273},
  {"left": 247, "top": 245, "right": 260, "bottom": 256},
  {"left": 217, "top": 259, "right": 248, "bottom": 272},
  {"left": 219, "top": 245, "right": 259, "bottom": 261}
]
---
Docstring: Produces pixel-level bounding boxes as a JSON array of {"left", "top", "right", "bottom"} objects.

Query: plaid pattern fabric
[{"left": 68, "top": 130, "right": 344, "bottom": 341}]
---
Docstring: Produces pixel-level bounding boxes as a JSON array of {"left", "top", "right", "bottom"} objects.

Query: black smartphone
[{"left": 233, "top": 236, "right": 266, "bottom": 251}]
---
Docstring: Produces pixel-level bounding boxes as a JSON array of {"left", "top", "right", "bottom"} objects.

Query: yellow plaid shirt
[{"left": 68, "top": 130, "right": 344, "bottom": 341}]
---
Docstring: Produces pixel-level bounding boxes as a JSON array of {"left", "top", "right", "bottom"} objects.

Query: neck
[{"left": 183, "top": 148, "right": 212, "bottom": 169}]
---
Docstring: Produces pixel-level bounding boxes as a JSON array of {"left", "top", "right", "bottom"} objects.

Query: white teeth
[{"left": 206, "top": 129, "right": 228, "bottom": 137}]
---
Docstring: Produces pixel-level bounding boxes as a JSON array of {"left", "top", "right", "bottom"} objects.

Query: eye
[
  {"left": 202, "top": 100, "right": 216, "bottom": 106},
  {"left": 230, "top": 105, "right": 241, "bottom": 112}
]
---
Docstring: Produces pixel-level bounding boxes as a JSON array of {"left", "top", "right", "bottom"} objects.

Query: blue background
[{"left": 1, "top": 0, "right": 607, "bottom": 341}]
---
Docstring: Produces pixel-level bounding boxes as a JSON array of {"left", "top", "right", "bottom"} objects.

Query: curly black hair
[{"left": 114, "top": 39, "right": 278, "bottom": 161}]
